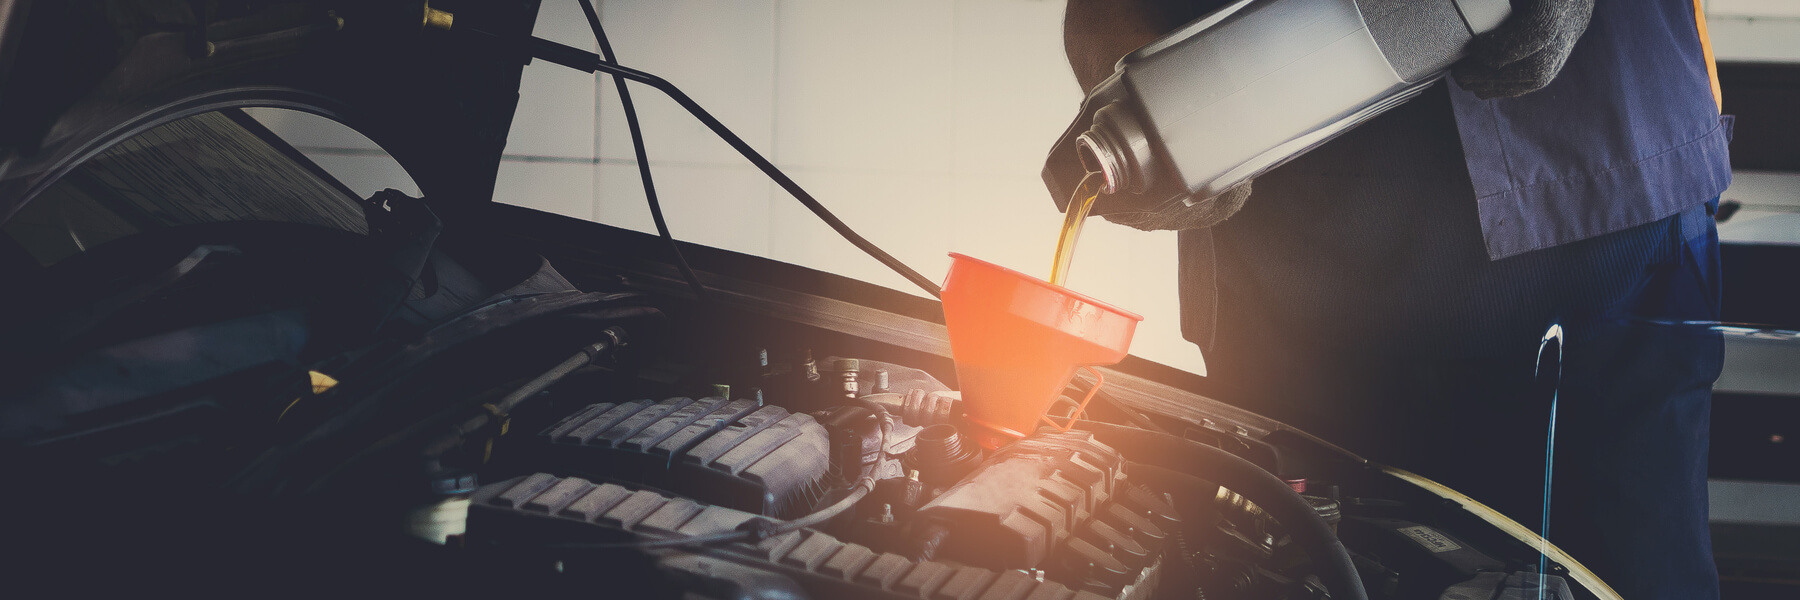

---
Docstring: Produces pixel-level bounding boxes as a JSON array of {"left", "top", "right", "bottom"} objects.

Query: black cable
[
  {"left": 575, "top": 0, "right": 709, "bottom": 301},
  {"left": 419, "top": 327, "right": 624, "bottom": 459},
  {"left": 549, "top": 529, "right": 754, "bottom": 551},
  {"left": 550, "top": 476, "right": 877, "bottom": 551},
  {"left": 589, "top": 56, "right": 942, "bottom": 297},
  {"left": 592, "top": 59, "right": 941, "bottom": 296},
  {"left": 454, "top": 26, "right": 943, "bottom": 297}
]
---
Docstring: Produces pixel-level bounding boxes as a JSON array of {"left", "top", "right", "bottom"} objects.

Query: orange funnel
[{"left": 940, "top": 253, "right": 1142, "bottom": 448}]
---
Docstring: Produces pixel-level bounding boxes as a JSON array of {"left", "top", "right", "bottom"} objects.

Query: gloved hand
[
  {"left": 1101, "top": 180, "right": 1253, "bottom": 231},
  {"left": 1452, "top": 0, "right": 1595, "bottom": 99}
]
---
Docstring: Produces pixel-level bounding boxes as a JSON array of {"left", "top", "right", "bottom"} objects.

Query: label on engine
[{"left": 1397, "top": 525, "right": 1462, "bottom": 553}]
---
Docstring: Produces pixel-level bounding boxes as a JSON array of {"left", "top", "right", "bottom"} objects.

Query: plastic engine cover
[
  {"left": 534, "top": 397, "right": 830, "bottom": 518},
  {"left": 467, "top": 473, "right": 1114, "bottom": 600},
  {"left": 913, "top": 429, "right": 1176, "bottom": 594}
]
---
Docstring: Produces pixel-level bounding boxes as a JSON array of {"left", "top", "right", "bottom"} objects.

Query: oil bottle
[{"left": 1043, "top": 0, "right": 1510, "bottom": 217}]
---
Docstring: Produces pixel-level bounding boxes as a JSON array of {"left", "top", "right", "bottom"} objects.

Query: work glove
[
  {"left": 1101, "top": 179, "right": 1253, "bottom": 232},
  {"left": 1451, "top": 0, "right": 1594, "bottom": 99}
]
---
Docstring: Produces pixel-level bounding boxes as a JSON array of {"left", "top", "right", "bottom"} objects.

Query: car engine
[{"left": 0, "top": 199, "right": 1586, "bottom": 599}]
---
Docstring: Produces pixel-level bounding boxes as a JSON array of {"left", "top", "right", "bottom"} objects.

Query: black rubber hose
[
  {"left": 763, "top": 476, "right": 876, "bottom": 536},
  {"left": 1081, "top": 421, "right": 1368, "bottom": 600},
  {"left": 846, "top": 397, "right": 894, "bottom": 454},
  {"left": 419, "top": 327, "right": 624, "bottom": 458},
  {"left": 229, "top": 303, "right": 659, "bottom": 495},
  {"left": 574, "top": 0, "right": 709, "bottom": 301}
]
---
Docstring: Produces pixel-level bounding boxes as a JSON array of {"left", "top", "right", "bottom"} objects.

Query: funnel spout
[{"left": 939, "top": 254, "right": 1143, "bottom": 448}]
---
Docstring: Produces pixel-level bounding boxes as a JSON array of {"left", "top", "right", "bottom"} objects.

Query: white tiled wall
[
  {"left": 1705, "top": 0, "right": 1800, "bottom": 62},
  {"left": 252, "top": 1, "right": 1800, "bottom": 377},
  {"left": 1718, "top": 171, "right": 1800, "bottom": 246},
  {"left": 584, "top": 0, "right": 1203, "bottom": 373},
  {"left": 249, "top": 0, "right": 1206, "bottom": 374}
]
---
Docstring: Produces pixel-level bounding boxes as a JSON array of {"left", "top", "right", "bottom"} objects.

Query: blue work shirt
[
  {"left": 1182, "top": 5, "right": 1730, "bottom": 597},
  {"left": 1178, "top": 0, "right": 1732, "bottom": 354},
  {"left": 1448, "top": 0, "right": 1731, "bottom": 259}
]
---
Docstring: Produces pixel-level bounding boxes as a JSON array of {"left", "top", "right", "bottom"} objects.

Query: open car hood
[
  {"left": 0, "top": 0, "right": 1324, "bottom": 454},
  {"left": 0, "top": 0, "right": 538, "bottom": 224},
  {"left": 0, "top": 3, "right": 1623, "bottom": 597}
]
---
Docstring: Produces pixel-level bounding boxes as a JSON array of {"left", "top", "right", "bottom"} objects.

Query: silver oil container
[{"left": 1044, "top": 0, "right": 1510, "bottom": 214}]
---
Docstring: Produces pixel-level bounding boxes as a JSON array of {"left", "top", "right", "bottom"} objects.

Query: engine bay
[
  {"left": 445, "top": 342, "right": 1579, "bottom": 600},
  {"left": 0, "top": 195, "right": 1589, "bottom": 599}
]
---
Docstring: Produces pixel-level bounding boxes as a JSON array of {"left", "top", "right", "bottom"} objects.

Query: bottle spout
[
  {"left": 1075, "top": 132, "right": 1120, "bottom": 195},
  {"left": 1075, "top": 101, "right": 1154, "bottom": 196}
]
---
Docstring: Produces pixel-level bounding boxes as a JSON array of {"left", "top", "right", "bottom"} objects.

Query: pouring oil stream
[{"left": 1050, "top": 171, "right": 1103, "bottom": 286}]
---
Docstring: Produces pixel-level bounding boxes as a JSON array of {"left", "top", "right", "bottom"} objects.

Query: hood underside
[{"left": 0, "top": 0, "right": 540, "bottom": 225}]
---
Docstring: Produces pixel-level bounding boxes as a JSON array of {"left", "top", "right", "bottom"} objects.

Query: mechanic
[{"left": 1060, "top": 0, "right": 1730, "bottom": 597}]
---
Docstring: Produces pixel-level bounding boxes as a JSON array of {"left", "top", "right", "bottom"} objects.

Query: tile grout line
[
  {"left": 591, "top": 0, "right": 607, "bottom": 224},
  {"left": 946, "top": 0, "right": 960, "bottom": 252},
  {"left": 768, "top": 0, "right": 783, "bottom": 259}
]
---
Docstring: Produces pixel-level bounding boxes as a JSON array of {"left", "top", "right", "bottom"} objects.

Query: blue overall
[{"left": 1178, "top": 1, "right": 1729, "bottom": 597}]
